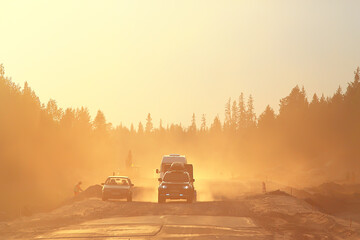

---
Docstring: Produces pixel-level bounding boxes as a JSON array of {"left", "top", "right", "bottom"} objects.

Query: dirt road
[
  {"left": 34, "top": 215, "right": 269, "bottom": 239},
  {"left": 1, "top": 193, "right": 359, "bottom": 240}
]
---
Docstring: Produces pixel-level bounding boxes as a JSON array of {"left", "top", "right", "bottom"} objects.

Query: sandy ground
[{"left": 1, "top": 190, "right": 360, "bottom": 240}]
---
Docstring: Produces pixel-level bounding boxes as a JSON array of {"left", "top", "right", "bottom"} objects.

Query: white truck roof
[{"left": 161, "top": 154, "right": 187, "bottom": 164}]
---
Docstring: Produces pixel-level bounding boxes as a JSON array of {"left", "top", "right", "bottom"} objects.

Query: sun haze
[
  {"left": 3, "top": 2, "right": 360, "bottom": 239},
  {"left": 1, "top": 0, "right": 360, "bottom": 127}
]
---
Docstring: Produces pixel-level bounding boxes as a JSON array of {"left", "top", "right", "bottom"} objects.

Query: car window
[
  {"left": 161, "top": 163, "right": 171, "bottom": 172},
  {"left": 163, "top": 172, "right": 189, "bottom": 182},
  {"left": 105, "top": 178, "right": 129, "bottom": 185}
]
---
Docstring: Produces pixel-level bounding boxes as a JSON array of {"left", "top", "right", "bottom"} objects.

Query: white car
[{"left": 101, "top": 176, "right": 134, "bottom": 201}]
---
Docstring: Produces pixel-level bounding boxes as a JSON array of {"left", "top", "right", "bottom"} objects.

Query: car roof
[
  {"left": 165, "top": 170, "right": 189, "bottom": 175},
  {"left": 107, "top": 176, "right": 129, "bottom": 179},
  {"left": 163, "top": 154, "right": 185, "bottom": 157}
]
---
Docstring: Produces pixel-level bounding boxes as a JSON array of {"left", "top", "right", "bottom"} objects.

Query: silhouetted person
[{"left": 74, "top": 181, "right": 83, "bottom": 196}]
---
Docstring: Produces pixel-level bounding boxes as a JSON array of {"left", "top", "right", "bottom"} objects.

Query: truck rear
[{"left": 156, "top": 154, "right": 196, "bottom": 203}]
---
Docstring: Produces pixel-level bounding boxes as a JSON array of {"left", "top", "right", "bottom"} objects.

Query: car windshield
[
  {"left": 105, "top": 178, "right": 129, "bottom": 185},
  {"left": 163, "top": 172, "right": 189, "bottom": 182}
]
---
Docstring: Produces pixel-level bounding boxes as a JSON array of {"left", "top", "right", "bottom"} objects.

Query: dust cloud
[{"left": 1, "top": 64, "right": 360, "bottom": 222}]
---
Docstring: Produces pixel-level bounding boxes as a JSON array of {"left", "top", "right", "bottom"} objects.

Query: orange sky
[{"left": 1, "top": 0, "right": 360, "bottom": 127}]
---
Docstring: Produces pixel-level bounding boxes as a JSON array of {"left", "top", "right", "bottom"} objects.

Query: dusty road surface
[
  {"left": 1, "top": 192, "right": 360, "bottom": 239},
  {"left": 34, "top": 215, "right": 268, "bottom": 239}
]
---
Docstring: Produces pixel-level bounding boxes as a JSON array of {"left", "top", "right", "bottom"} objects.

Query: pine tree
[
  {"left": 210, "top": 115, "right": 222, "bottom": 135},
  {"left": 309, "top": 93, "right": 321, "bottom": 124},
  {"left": 145, "top": 113, "right": 153, "bottom": 133},
  {"left": 138, "top": 122, "right": 144, "bottom": 134},
  {"left": 46, "top": 99, "right": 63, "bottom": 122},
  {"left": 246, "top": 95, "right": 256, "bottom": 128},
  {"left": 238, "top": 93, "right": 246, "bottom": 130},
  {"left": 258, "top": 105, "right": 275, "bottom": 129},
  {"left": 355, "top": 67, "right": 360, "bottom": 82},
  {"left": 231, "top": 100, "right": 238, "bottom": 132},
  {"left": 189, "top": 113, "right": 197, "bottom": 133},
  {"left": 23, "top": 82, "right": 38, "bottom": 102},
  {"left": 224, "top": 98, "right": 231, "bottom": 130},
  {"left": 311, "top": 93, "right": 319, "bottom": 106},
  {"left": 345, "top": 68, "right": 360, "bottom": 103},
  {"left": 0, "top": 64, "right": 4, "bottom": 77},
  {"left": 319, "top": 94, "right": 326, "bottom": 105},
  {"left": 279, "top": 86, "right": 308, "bottom": 117},
  {"left": 93, "top": 110, "right": 107, "bottom": 132},
  {"left": 60, "top": 108, "right": 75, "bottom": 129},
  {"left": 200, "top": 114, "right": 207, "bottom": 132},
  {"left": 75, "top": 107, "right": 92, "bottom": 133},
  {"left": 332, "top": 86, "right": 343, "bottom": 105}
]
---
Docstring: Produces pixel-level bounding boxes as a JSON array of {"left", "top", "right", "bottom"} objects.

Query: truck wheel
[
  {"left": 193, "top": 190, "right": 197, "bottom": 202},
  {"left": 127, "top": 194, "right": 132, "bottom": 202},
  {"left": 186, "top": 196, "right": 193, "bottom": 203},
  {"left": 158, "top": 195, "right": 165, "bottom": 203}
]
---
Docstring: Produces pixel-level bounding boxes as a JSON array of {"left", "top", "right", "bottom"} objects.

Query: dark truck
[{"left": 157, "top": 162, "right": 196, "bottom": 203}]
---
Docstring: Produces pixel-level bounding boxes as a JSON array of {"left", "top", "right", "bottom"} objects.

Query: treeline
[
  {"left": 0, "top": 64, "right": 119, "bottom": 218},
  {"left": 1, "top": 63, "right": 360, "bottom": 219}
]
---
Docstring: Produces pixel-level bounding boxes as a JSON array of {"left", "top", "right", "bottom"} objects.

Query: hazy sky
[{"left": 1, "top": 0, "right": 360, "bottom": 128}]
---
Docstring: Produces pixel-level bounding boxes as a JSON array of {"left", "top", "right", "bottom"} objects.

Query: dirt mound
[
  {"left": 81, "top": 185, "right": 103, "bottom": 198},
  {"left": 246, "top": 193, "right": 358, "bottom": 239},
  {"left": 247, "top": 193, "right": 314, "bottom": 216},
  {"left": 267, "top": 189, "right": 290, "bottom": 196},
  {"left": 287, "top": 182, "right": 360, "bottom": 225},
  {"left": 304, "top": 182, "right": 360, "bottom": 196},
  {"left": 59, "top": 185, "right": 102, "bottom": 207}
]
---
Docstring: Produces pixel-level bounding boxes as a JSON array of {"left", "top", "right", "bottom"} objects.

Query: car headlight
[
  {"left": 161, "top": 185, "right": 167, "bottom": 189},
  {"left": 183, "top": 185, "right": 189, "bottom": 189}
]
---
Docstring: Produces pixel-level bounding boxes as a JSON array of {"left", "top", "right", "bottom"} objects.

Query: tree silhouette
[
  {"left": 246, "top": 95, "right": 256, "bottom": 128},
  {"left": 46, "top": 99, "right": 63, "bottom": 122},
  {"left": 145, "top": 113, "right": 153, "bottom": 133},
  {"left": 61, "top": 108, "right": 75, "bottom": 129},
  {"left": 93, "top": 110, "right": 107, "bottom": 132},
  {"left": 75, "top": 107, "right": 92, "bottom": 134},
  {"left": 0, "top": 63, "right": 4, "bottom": 77},
  {"left": 238, "top": 93, "right": 246, "bottom": 131},
  {"left": 200, "top": 114, "right": 207, "bottom": 132},
  {"left": 189, "top": 113, "right": 196, "bottom": 133},
  {"left": 210, "top": 115, "right": 222, "bottom": 135},
  {"left": 224, "top": 98, "right": 231, "bottom": 132},
  {"left": 138, "top": 122, "right": 144, "bottom": 134},
  {"left": 258, "top": 105, "right": 276, "bottom": 129},
  {"left": 231, "top": 100, "right": 238, "bottom": 132}
]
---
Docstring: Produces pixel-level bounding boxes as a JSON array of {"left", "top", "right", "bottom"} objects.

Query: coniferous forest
[{"left": 1, "top": 64, "right": 360, "bottom": 218}]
